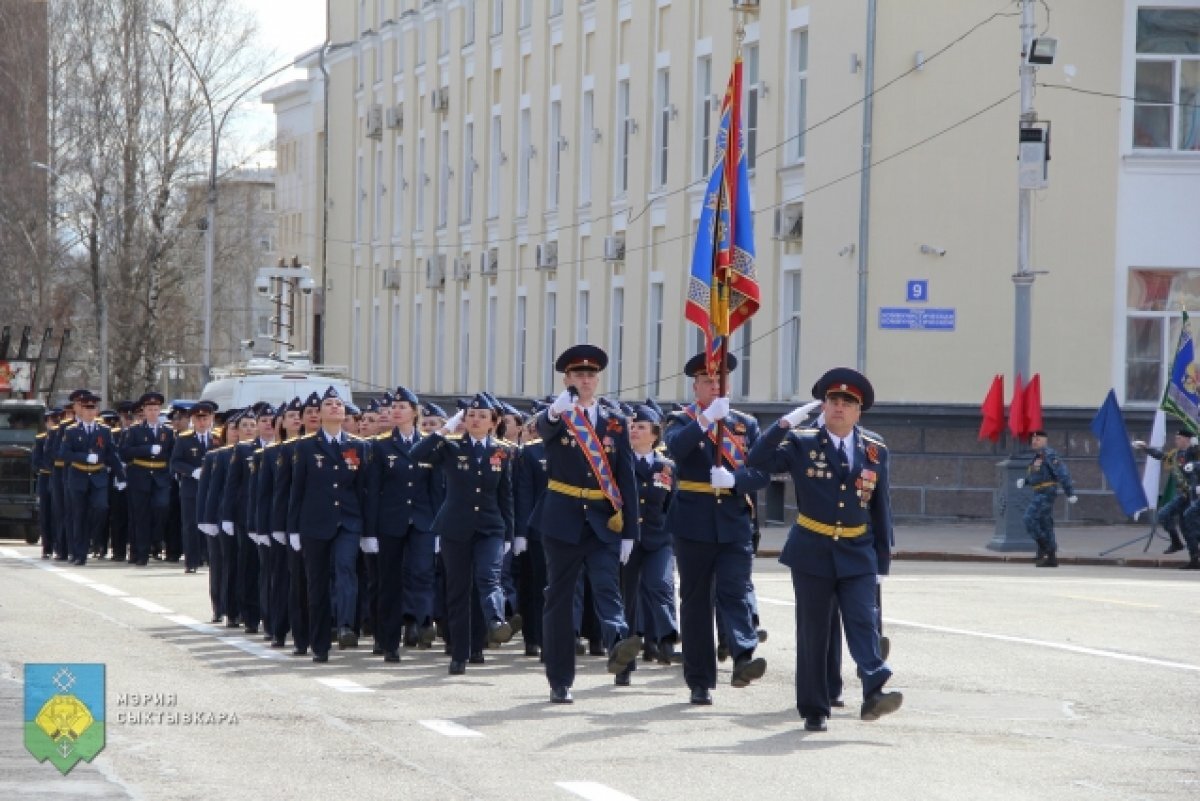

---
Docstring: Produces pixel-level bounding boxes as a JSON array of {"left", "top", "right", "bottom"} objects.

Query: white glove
[
  {"left": 86, "top": 453, "right": 99, "bottom": 464},
  {"left": 198, "top": 523, "right": 217, "bottom": 536},
  {"left": 271, "top": 531, "right": 286, "bottom": 545},
  {"left": 289, "top": 534, "right": 301, "bottom": 551},
  {"left": 115, "top": 480, "right": 126, "bottom": 491},
  {"left": 221, "top": 521, "right": 234, "bottom": 535},
  {"left": 783, "top": 400, "right": 823, "bottom": 428},
  {"left": 1067, "top": 496, "right": 1078, "bottom": 504},
  {"left": 512, "top": 536, "right": 528, "bottom": 556},
  {"left": 248, "top": 532, "right": 258, "bottom": 544},
  {"left": 360, "top": 537, "right": 379, "bottom": 554},
  {"left": 504, "top": 540, "right": 512, "bottom": 555},
  {"left": 441, "top": 410, "right": 465, "bottom": 434},
  {"left": 701, "top": 396, "right": 730, "bottom": 424},
  {"left": 710, "top": 466, "right": 736, "bottom": 489},
  {"left": 1132, "top": 440, "right": 1146, "bottom": 449},
  {"left": 619, "top": 539, "right": 634, "bottom": 565},
  {"left": 876, "top": 574, "right": 885, "bottom": 585},
  {"left": 1185, "top": 463, "right": 1195, "bottom": 474},
  {"left": 549, "top": 389, "right": 574, "bottom": 417},
  {"left": 151, "top": 444, "right": 162, "bottom": 456},
  {"left": 191, "top": 468, "right": 202, "bottom": 480},
  {"left": 1015, "top": 478, "right": 1025, "bottom": 488},
  {"left": 434, "top": 535, "right": 441, "bottom": 554}
]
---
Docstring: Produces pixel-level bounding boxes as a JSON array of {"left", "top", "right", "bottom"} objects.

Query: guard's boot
[
  {"left": 1180, "top": 554, "right": 1200, "bottom": 570},
  {"left": 1164, "top": 529, "right": 1186, "bottom": 554},
  {"left": 1034, "top": 541, "right": 1047, "bottom": 563},
  {"left": 1037, "top": 550, "right": 1058, "bottom": 568}
]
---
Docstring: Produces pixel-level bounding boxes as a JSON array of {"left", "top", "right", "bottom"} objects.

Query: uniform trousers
[
  {"left": 543, "top": 525, "right": 629, "bottom": 689},
  {"left": 67, "top": 482, "right": 107, "bottom": 564},
  {"left": 267, "top": 538, "right": 290, "bottom": 642},
  {"left": 205, "top": 532, "right": 226, "bottom": 618},
  {"left": 302, "top": 528, "right": 360, "bottom": 656},
  {"left": 400, "top": 528, "right": 437, "bottom": 626},
  {"left": 440, "top": 533, "right": 505, "bottom": 662},
  {"left": 790, "top": 570, "right": 890, "bottom": 718},
  {"left": 621, "top": 542, "right": 678, "bottom": 649},
  {"left": 179, "top": 495, "right": 204, "bottom": 571},
  {"left": 517, "top": 539, "right": 547, "bottom": 648},
  {"left": 219, "top": 530, "right": 241, "bottom": 621},
  {"left": 37, "top": 475, "right": 53, "bottom": 556},
  {"left": 287, "top": 547, "right": 309, "bottom": 651},
  {"left": 675, "top": 536, "right": 758, "bottom": 691},
  {"left": 1023, "top": 492, "right": 1058, "bottom": 551},
  {"left": 128, "top": 483, "right": 169, "bottom": 563}
]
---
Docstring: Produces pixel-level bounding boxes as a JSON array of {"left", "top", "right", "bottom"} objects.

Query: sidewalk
[{"left": 756, "top": 521, "right": 1196, "bottom": 569}]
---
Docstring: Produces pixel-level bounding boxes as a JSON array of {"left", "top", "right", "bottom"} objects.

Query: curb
[{"left": 755, "top": 549, "right": 1198, "bottom": 570}]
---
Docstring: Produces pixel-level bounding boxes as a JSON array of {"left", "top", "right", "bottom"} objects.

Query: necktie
[
  {"left": 473, "top": 441, "right": 485, "bottom": 462},
  {"left": 838, "top": 441, "right": 850, "bottom": 473}
]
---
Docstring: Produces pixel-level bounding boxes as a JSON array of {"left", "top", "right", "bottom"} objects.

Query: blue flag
[
  {"left": 1162, "top": 310, "right": 1200, "bottom": 434},
  {"left": 1090, "top": 390, "right": 1149, "bottom": 517}
]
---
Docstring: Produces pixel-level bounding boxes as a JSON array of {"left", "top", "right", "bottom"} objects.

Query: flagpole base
[{"left": 988, "top": 457, "right": 1038, "bottom": 552}]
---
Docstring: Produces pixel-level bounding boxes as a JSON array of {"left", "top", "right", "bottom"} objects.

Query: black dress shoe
[
  {"left": 111, "top": 556, "right": 126, "bottom": 563},
  {"left": 448, "top": 660, "right": 466, "bottom": 675},
  {"left": 225, "top": 618, "right": 241, "bottom": 628},
  {"left": 575, "top": 638, "right": 587, "bottom": 656},
  {"left": 292, "top": 647, "right": 309, "bottom": 657},
  {"left": 756, "top": 628, "right": 769, "bottom": 643},
  {"left": 135, "top": 560, "right": 148, "bottom": 566},
  {"left": 211, "top": 614, "right": 223, "bottom": 624},
  {"left": 384, "top": 650, "right": 401, "bottom": 663},
  {"left": 263, "top": 631, "right": 273, "bottom": 641},
  {"left": 588, "top": 639, "right": 605, "bottom": 657},
  {"left": 689, "top": 686, "right": 713, "bottom": 705},
  {"left": 614, "top": 670, "right": 631, "bottom": 687},
  {"left": 524, "top": 643, "right": 541, "bottom": 657},
  {"left": 487, "top": 620, "right": 513, "bottom": 645},
  {"left": 716, "top": 642, "right": 730, "bottom": 663},
  {"left": 54, "top": 556, "right": 68, "bottom": 562},
  {"left": 245, "top": 625, "right": 259, "bottom": 635},
  {"left": 804, "top": 715, "right": 828, "bottom": 732},
  {"left": 731, "top": 654, "right": 767, "bottom": 688},
  {"left": 656, "top": 640, "right": 677, "bottom": 666},
  {"left": 1165, "top": 542, "right": 1185, "bottom": 554},
  {"left": 831, "top": 697, "right": 846, "bottom": 708},
  {"left": 270, "top": 639, "right": 286, "bottom": 648},
  {"left": 184, "top": 567, "right": 196, "bottom": 574},
  {"left": 550, "top": 686, "right": 573, "bottom": 704},
  {"left": 606, "top": 635, "right": 642, "bottom": 675},
  {"left": 418, "top": 624, "right": 436, "bottom": 648},
  {"left": 642, "top": 640, "right": 660, "bottom": 663},
  {"left": 860, "top": 690, "right": 904, "bottom": 721},
  {"left": 372, "top": 643, "right": 385, "bottom": 655},
  {"left": 469, "top": 651, "right": 485, "bottom": 665},
  {"left": 337, "top": 626, "right": 359, "bottom": 649},
  {"left": 403, "top": 627, "right": 418, "bottom": 648},
  {"left": 312, "top": 652, "right": 328, "bottom": 663}
]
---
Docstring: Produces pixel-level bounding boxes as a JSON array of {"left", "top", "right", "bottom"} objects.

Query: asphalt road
[{"left": 2, "top": 545, "right": 1198, "bottom": 801}]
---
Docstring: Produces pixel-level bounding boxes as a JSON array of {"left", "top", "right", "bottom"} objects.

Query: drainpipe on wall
[{"left": 856, "top": 0, "right": 877, "bottom": 372}]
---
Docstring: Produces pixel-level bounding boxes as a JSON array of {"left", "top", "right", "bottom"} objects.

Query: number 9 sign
[{"left": 906, "top": 280, "right": 928, "bottom": 303}]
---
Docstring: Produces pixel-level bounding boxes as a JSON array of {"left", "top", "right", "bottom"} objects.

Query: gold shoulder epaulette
[
  {"left": 523, "top": 437, "right": 542, "bottom": 446},
  {"left": 796, "top": 427, "right": 820, "bottom": 436},
  {"left": 179, "top": 430, "right": 195, "bottom": 437},
  {"left": 35, "top": 432, "right": 46, "bottom": 439},
  {"left": 861, "top": 433, "right": 886, "bottom": 449}
]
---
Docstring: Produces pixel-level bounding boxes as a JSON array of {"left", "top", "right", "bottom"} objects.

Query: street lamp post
[{"left": 151, "top": 20, "right": 297, "bottom": 383}]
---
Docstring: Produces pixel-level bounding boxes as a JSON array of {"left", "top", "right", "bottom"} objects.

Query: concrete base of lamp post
[{"left": 988, "top": 457, "right": 1037, "bottom": 552}]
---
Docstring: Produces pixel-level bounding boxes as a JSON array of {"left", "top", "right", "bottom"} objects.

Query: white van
[{"left": 200, "top": 355, "right": 354, "bottom": 411}]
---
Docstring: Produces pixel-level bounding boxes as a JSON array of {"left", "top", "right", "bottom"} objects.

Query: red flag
[
  {"left": 979, "top": 375, "right": 1005, "bottom": 442},
  {"left": 1025, "top": 373, "right": 1044, "bottom": 434},
  {"left": 1008, "top": 372, "right": 1026, "bottom": 439}
]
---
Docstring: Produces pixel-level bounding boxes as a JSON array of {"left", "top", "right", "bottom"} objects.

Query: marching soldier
[
  {"left": 33, "top": 407, "right": 60, "bottom": 559},
  {"left": 203, "top": 411, "right": 245, "bottom": 626},
  {"left": 221, "top": 408, "right": 263, "bottom": 634},
  {"left": 287, "top": 387, "right": 371, "bottom": 663},
  {"left": 535, "top": 345, "right": 641, "bottom": 703},
  {"left": 747, "top": 367, "right": 900, "bottom": 733},
  {"left": 1133, "top": 429, "right": 1199, "bottom": 555},
  {"left": 107, "top": 400, "right": 133, "bottom": 562},
  {"left": 261, "top": 398, "right": 303, "bottom": 647},
  {"left": 47, "top": 402, "right": 75, "bottom": 561},
  {"left": 513, "top": 404, "right": 549, "bottom": 658},
  {"left": 170, "top": 400, "right": 217, "bottom": 574},
  {"left": 663, "top": 353, "right": 770, "bottom": 705},
  {"left": 119, "top": 391, "right": 176, "bottom": 565},
  {"left": 57, "top": 389, "right": 125, "bottom": 566},
  {"left": 1016, "top": 430, "right": 1077, "bottom": 568},
  {"left": 276, "top": 393, "right": 321, "bottom": 656}
]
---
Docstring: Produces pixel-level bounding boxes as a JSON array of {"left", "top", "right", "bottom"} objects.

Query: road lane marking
[
  {"left": 57, "top": 571, "right": 95, "bottom": 585},
  {"left": 87, "top": 582, "right": 128, "bottom": 597},
  {"left": 419, "top": 719, "right": 484, "bottom": 738},
  {"left": 0, "top": 547, "right": 26, "bottom": 558},
  {"left": 315, "top": 677, "right": 374, "bottom": 693},
  {"left": 164, "top": 614, "right": 221, "bottom": 634},
  {"left": 556, "top": 781, "right": 640, "bottom": 801},
  {"left": 121, "top": 597, "right": 174, "bottom": 614},
  {"left": 757, "top": 595, "right": 1200, "bottom": 673},
  {"left": 1055, "top": 593, "right": 1160, "bottom": 609},
  {"left": 217, "top": 636, "right": 285, "bottom": 660}
]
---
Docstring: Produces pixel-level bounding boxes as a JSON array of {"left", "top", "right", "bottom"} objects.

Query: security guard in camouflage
[
  {"left": 1017, "top": 430, "right": 1077, "bottom": 567},
  {"left": 1133, "top": 429, "right": 1199, "bottom": 555}
]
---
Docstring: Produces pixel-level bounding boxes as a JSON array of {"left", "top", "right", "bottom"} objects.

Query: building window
[
  {"left": 782, "top": 270, "right": 803, "bottom": 398},
  {"left": 458, "top": 297, "right": 470, "bottom": 392},
  {"left": 438, "top": 127, "right": 450, "bottom": 229},
  {"left": 610, "top": 286, "right": 624, "bottom": 395},
  {"left": 371, "top": 298, "right": 381, "bottom": 383},
  {"left": 439, "top": 8, "right": 450, "bottom": 57},
  {"left": 548, "top": 99, "right": 562, "bottom": 209},
  {"left": 648, "top": 281, "right": 664, "bottom": 395},
  {"left": 1125, "top": 269, "right": 1200, "bottom": 402},
  {"left": 488, "top": 114, "right": 502, "bottom": 218},
  {"left": 434, "top": 292, "right": 445, "bottom": 391},
  {"left": 394, "top": 27, "right": 405, "bottom": 74},
  {"left": 462, "top": 121, "right": 475, "bottom": 223},
  {"left": 391, "top": 295, "right": 401, "bottom": 384},
  {"left": 373, "top": 146, "right": 383, "bottom": 237},
  {"left": 695, "top": 55, "right": 713, "bottom": 178},
  {"left": 514, "top": 293, "right": 527, "bottom": 393},
  {"left": 615, "top": 79, "right": 631, "bottom": 196},
  {"left": 655, "top": 68, "right": 671, "bottom": 189},
  {"left": 412, "top": 297, "right": 423, "bottom": 386},
  {"left": 519, "top": 0, "right": 532, "bottom": 29},
  {"left": 416, "top": 134, "right": 426, "bottom": 231},
  {"left": 543, "top": 289, "right": 557, "bottom": 393},
  {"left": 393, "top": 141, "right": 405, "bottom": 233},
  {"left": 416, "top": 16, "right": 426, "bottom": 66},
  {"left": 734, "top": 320, "right": 752, "bottom": 398},
  {"left": 518, "top": 107, "right": 531, "bottom": 216},
  {"left": 1134, "top": 9, "right": 1200, "bottom": 150},
  {"left": 352, "top": 302, "right": 362, "bottom": 380},
  {"left": 550, "top": 0, "right": 563, "bottom": 17},
  {"left": 576, "top": 288, "right": 589, "bottom": 342},
  {"left": 579, "top": 89, "right": 594, "bottom": 205},
  {"left": 744, "top": 43, "right": 760, "bottom": 170},
  {"left": 491, "top": 0, "right": 503, "bottom": 36},
  {"left": 464, "top": 0, "right": 477, "bottom": 47},
  {"left": 486, "top": 293, "right": 497, "bottom": 389},
  {"left": 789, "top": 29, "right": 809, "bottom": 162}
]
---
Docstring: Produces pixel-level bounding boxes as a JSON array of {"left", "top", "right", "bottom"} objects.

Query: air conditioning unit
[
  {"left": 733, "top": 0, "right": 760, "bottom": 9},
  {"left": 385, "top": 105, "right": 403, "bottom": 130},
  {"left": 774, "top": 202, "right": 804, "bottom": 242},
  {"left": 382, "top": 268, "right": 401, "bottom": 290},
  {"left": 425, "top": 256, "right": 446, "bottom": 289},
  {"left": 366, "top": 105, "right": 383, "bottom": 139},
  {"left": 453, "top": 255, "right": 471, "bottom": 281},
  {"left": 430, "top": 88, "right": 449, "bottom": 114},
  {"left": 480, "top": 247, "right": 499, "bottom": 276},
  {"left": 536, "top": 241, "right": 558, "bottom": 270},
  {"left": 603, "top": 234, "right": 626, "bottom": 263}
]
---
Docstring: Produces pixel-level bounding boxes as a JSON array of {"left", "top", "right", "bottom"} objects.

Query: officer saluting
[
  {"left": 748, "top": 367, "right": 900, "bottom": 733},
  {"left": 58, "top": 389, "right": 125, "bottom": 565},
  {"left": 287, "top": 387, "right": 370, "bottom": 663},
  {"left": 119, "top": 391, "right": 175, "bottom": 565},
  {"left": 536, "top": 345, "right": 641, "bottom": 704}
]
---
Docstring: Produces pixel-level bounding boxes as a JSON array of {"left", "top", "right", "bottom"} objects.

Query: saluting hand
[
  {"left": 549, "top": 389, "right": 574, "bottom": 418},
  {"left": 782, "top": 400, "right": 822, "bottom": 428}
]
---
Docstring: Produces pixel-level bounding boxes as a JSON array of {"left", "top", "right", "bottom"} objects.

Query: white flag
[{"left": 1137, "top": 408, "right": 1166, "bottom": 521}]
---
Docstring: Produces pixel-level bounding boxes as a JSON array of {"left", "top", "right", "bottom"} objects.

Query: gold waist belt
[
  {"left": 132, "top": 459, "right": 168, "bottom": 469},
  {"left": 676, "top": 480, "right": 735, "bottom": 497},
  {"left": 796, "top": 514, "right": 867, "bottom": 539},
  {"left": 70, "top": 463, "right": 105, "bottom": 473},
  {"left": 547, "top": 479, "right": 608, "bottom": 501}
]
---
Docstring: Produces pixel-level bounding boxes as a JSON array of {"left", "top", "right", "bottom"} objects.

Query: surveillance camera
[
  {"left": 299, "top": 277, "right": 316, "bottom": 295},
  {"left": 240, "top": 339, "right": 254, "bottom": 349},
  {"left": 254, "top": 276, "right": 270, "bottom": 296}
]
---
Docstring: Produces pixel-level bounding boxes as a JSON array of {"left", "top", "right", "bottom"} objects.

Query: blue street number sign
[
  {"left": 906, "top": 280, "right": 929, "bottom": 302},
  {"left": 878, "top": 307, "right": 956, "bottom": 331}
]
